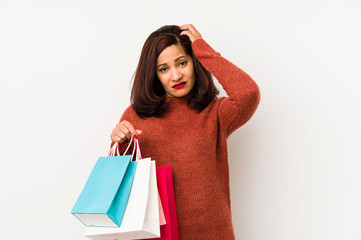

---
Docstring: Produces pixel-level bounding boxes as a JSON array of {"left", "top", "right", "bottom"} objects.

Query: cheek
[
  {"left": 188, "top": 67, "right": 195, "bottom": 82},
  {"left": 158, "top": 75, "right": 169, "bottom": 88},
  {"left": 188, "top": 64, "right": 195, "bottom": 77}
]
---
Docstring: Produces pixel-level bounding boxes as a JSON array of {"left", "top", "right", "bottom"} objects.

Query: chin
[{"left": 166, "top": 88, "right": 188, "bottom": 98}]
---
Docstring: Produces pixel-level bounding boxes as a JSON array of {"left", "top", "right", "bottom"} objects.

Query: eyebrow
[{"left": 157, "top": 56, "right": 186, "bottom": 68}]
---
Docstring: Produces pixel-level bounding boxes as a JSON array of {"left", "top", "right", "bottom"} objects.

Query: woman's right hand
[{"left": 110, "top": 120, "right": 142, "bottom": 144}]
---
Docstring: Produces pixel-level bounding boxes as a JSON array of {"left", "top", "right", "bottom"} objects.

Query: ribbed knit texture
[{"left": 115, "top": 39, "right": 260, "bottom": 240}]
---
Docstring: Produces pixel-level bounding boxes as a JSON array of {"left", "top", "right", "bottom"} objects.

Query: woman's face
[{"left": 156, "top": 44, "right": 195, "bottom": 98}]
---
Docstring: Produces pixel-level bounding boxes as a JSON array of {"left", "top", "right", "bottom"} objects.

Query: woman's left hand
[{"left": 179, "top": 24, "right": 203, "bottom": 43}]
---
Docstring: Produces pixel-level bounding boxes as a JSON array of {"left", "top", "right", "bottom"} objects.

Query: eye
[
  {"left": 159, "top": 67, "right": 167, "bottom": 72},
  {"left": 179, "top": 61, "right": 187, "bottom": 66}
]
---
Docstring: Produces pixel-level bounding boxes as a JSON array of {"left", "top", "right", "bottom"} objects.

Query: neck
[{"left": 164, "top": 95, "right": 188, "bottom": 103}]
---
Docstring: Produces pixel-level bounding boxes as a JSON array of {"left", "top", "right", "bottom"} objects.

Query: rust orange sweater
[{"left": 115, "top": 38, "right": 260, "bottom": 239}]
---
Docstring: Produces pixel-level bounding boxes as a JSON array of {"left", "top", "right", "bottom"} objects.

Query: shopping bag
[
  {"left": 84, "top": 138, "right": 161, "bottom": 240},
  {"left": 145, "top": 166, "right": 179, "bottom": 240},
  {"left": 158, "top": 193, "right": 166, "bottom": 226},
  {"left": 71, "top": 140, "right": 137, "bottom": 227}
]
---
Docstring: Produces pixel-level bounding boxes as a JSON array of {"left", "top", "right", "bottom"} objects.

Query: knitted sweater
[{"left": 115, "top": 38, "right": 260, "bottom": 240}]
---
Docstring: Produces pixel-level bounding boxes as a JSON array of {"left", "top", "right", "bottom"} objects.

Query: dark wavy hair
[{"left": 130, "top": 25, "right": 219, "bottom": 118}]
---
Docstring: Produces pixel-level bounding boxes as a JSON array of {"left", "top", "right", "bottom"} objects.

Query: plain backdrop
[{"left": 0, "top": 0, "right": 360, "bottom": 239}]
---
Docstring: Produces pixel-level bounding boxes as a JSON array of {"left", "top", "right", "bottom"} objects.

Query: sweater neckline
[{"left": 164, "top": 96, "right": 188, "bottom": 103}]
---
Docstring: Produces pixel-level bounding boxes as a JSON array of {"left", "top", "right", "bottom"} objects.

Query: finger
[
  {"left": 179, "top": 25, "right": 202, "bottom": 41},
  {"left": 179, "top": 28, "right": 190, "bottom": 35},
  {"left": 119, "top": 124, "right": 132, "bottom": 140},
  {"left": 180, "top": 31, "right": 195, "bottom": 43},
  {"left": 180, "top": 24, "right": 196, "bottom": 33},
  {"left": 114, "top": 129, "right": 126, "bottom": 140},
  {"left": 179, "top": 24, "right": 192, "bottom": 29},
  {"left": 136, "top": 130, "right": 142, "bottom": 135},
  {"left": 123, "top": 121, "right": 138, "bottom": 137},
  {"left": 111, "top": 133, "right": 121, "bottom": 142},
  {"left": 113, "top": 135, "right": 123, "bottom": 143},
  {"left": 179, "top": 30, "right": 190, "bottom": 36},
  {"left": 180, "top": 27, "right": 191, "bottom": 34},
  {"left": 111, "top": 131, "right": 126, "bottom": 143}
]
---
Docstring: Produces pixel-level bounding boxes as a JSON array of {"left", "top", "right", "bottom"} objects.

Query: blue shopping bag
[{"left": 71, "top": 139, "right": 137, "bottom": 227}]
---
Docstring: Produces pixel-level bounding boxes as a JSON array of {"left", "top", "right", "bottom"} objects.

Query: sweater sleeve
[{"left": 191, "top": 39, "right": 261, "bottom": 137}]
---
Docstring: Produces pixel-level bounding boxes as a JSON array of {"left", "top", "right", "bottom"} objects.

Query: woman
[{"left": 111, "top": 24, "right": 260, "bottom": 240}]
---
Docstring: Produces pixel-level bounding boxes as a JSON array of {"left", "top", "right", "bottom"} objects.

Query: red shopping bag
[{"left": 144, "top": 166, "right": 179, "bottom": 240}]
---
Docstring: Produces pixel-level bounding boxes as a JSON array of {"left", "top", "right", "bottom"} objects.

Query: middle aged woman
[{"left": 110, "top": 24, "right": 261, "bottom": 240}]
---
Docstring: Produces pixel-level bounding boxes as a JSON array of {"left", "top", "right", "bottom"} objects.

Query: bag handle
[
  {"left": 108, "top": 135, "right": 142, "bottom": 161},
  {"left": 133, "top": 135, "right": 142, "bottom": 161},
  {"left": 108, "top": 135, "right": 135, "bottom": 157},
  {"left": 108, "top": 142, "right": 117, "bottom": 156},
  {"left": 123, "top": 135, "right": 135, "bottom": 156}
]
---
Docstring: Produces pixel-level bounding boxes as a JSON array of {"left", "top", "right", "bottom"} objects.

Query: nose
[{"left": 170, "top": 68, "right": 182, "bottom": 82}]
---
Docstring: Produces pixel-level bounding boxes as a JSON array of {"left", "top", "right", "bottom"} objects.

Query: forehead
[{"left": 157, "top": 44, "right": 189, "bottom": 64}]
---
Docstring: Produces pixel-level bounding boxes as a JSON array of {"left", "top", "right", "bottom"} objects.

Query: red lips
[{"left": 172, "top": 82, "right": 186, "bottom": 89}]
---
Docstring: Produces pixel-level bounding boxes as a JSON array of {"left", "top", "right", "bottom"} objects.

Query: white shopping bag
[{"left": 84, "top": 138, "right": 160, "bottom": 240}]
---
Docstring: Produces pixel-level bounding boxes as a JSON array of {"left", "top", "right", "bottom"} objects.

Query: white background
[{"left": 0, "top": 0, "right": 360, "bottom": 239}]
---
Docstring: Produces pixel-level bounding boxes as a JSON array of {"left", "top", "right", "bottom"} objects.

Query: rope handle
[
  {"left": 134, "top": 135, "right": 142, "bottom": 160},
  {"left": 108, "top": 135, "right": 142, "bottom": 161},
  {"left": 108, "top": 135, "right": 134, "bottom": 156}
]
